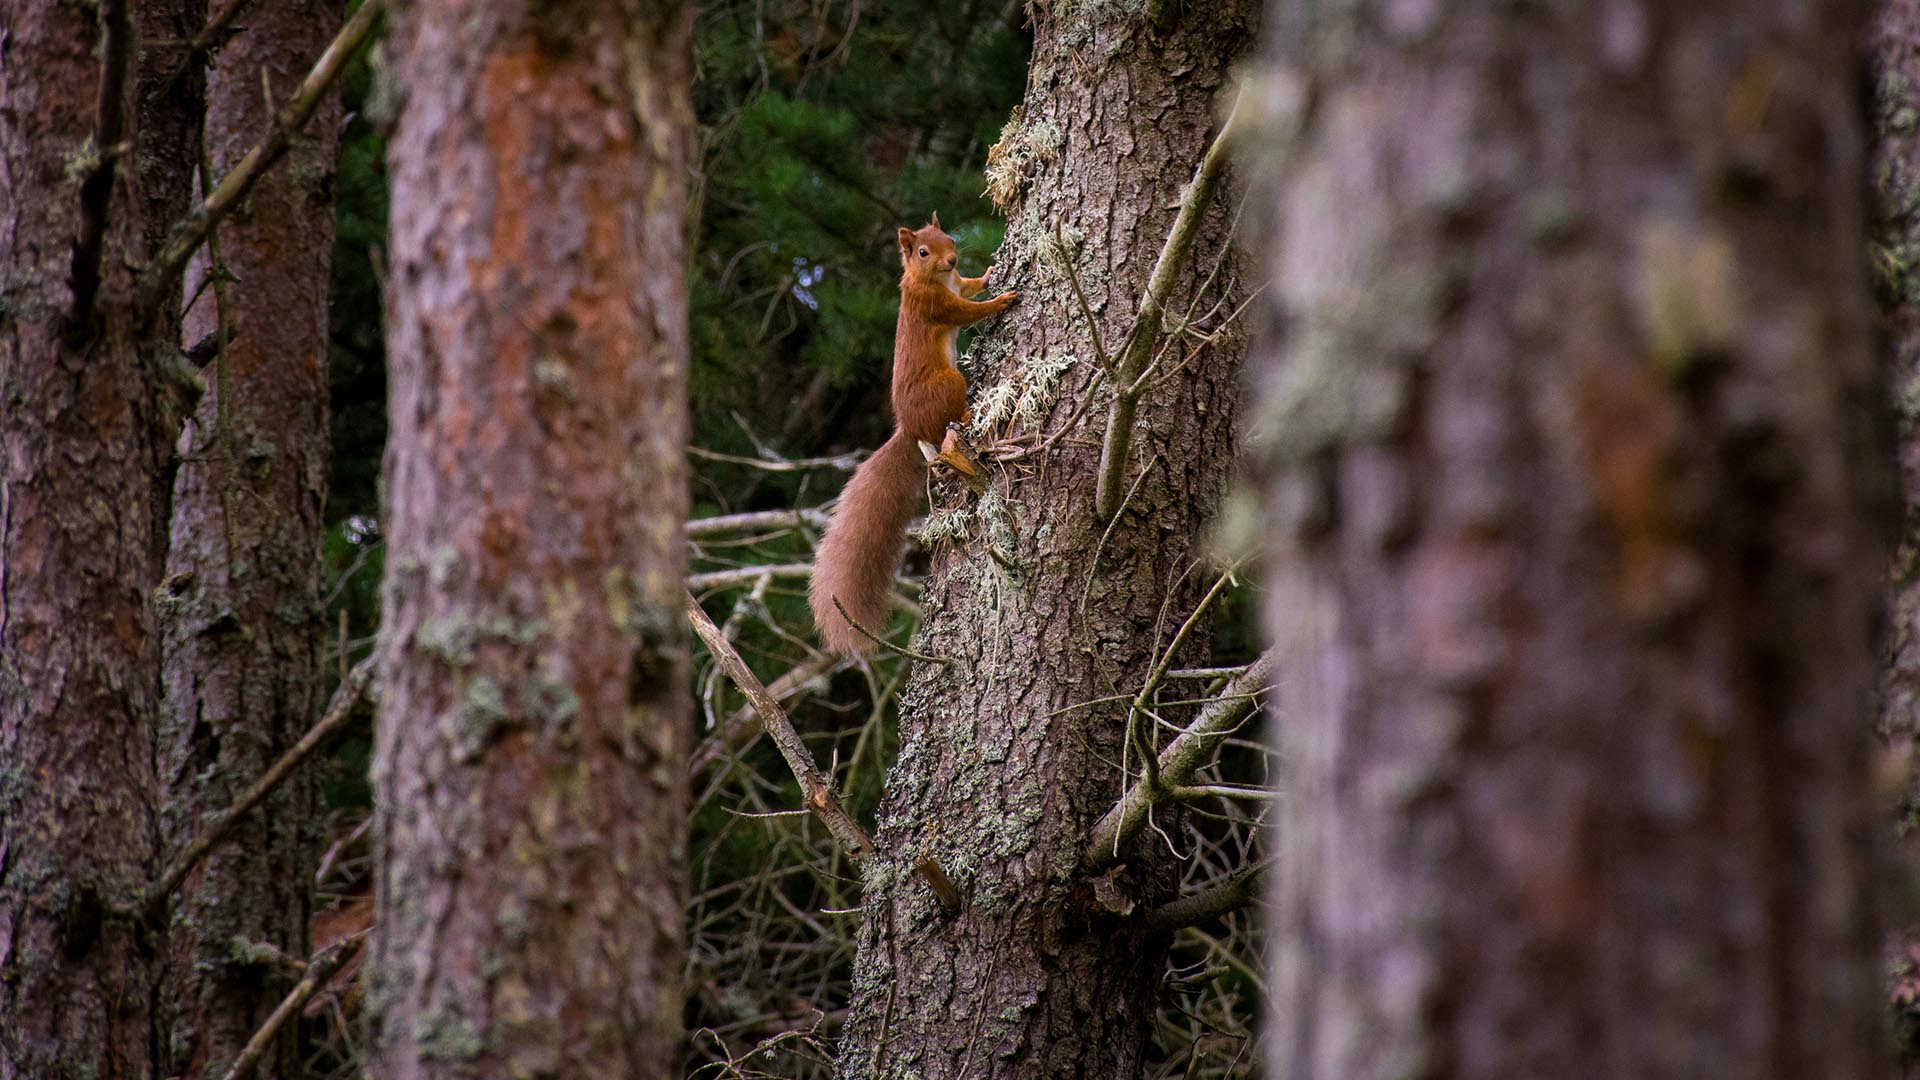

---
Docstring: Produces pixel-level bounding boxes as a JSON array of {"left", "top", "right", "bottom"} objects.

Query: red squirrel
[{"left": 809, "top": 214, "right": 1018, "bottom": 654}]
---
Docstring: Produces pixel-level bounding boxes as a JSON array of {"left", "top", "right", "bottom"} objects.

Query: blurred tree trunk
[
  {"left": 835, "top": 5, "right": 1255, "bottom": 1078},
  {"left": 158, "top": 3, "right": 342, "bottom": 1077},
  {"left": 1257, "top": 2, "right": 1885, "bottom": 1075},
  {"left": 368, "top": 1, "right": 694, "bottom": 1076},
  {"left": 0, "top": 2, "right": 172, "bottom": 1076}
]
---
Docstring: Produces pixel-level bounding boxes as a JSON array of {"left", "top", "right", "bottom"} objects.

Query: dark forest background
[{"left": 314, "top": 3, "right": 1261, "bottom": 1074}]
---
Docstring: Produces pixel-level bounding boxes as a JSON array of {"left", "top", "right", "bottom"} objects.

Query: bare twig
[
  {"left": 691, "top": 651, "right": 853, "bottom": 776},
  {"left": 830, "top": 595, "right": 949, "bottom": 666},
  {"left": 1141, "top": 860, "right": 1265, "bottom": 934},
  {"left": 690, "top": 445, "right": 863, "bottom": 473},
  {"left": 1052, "top": 224, "right": 1110, "bottom": 373},
  {"left": 145, "top": 659, "right": 376, "bottom": 918},
  {"left": 1086, "top": 649, "right": 1273, "bottom": 867},
  {"left": 188, "top": 0, "right": 263, "bottom": 59},
  {"left": 687, "top": 508, "right": 829, "bottom": 539},
  {"left": 685, "top": 591, "right": 876, "bottom": 863},
  {"left": 137, "top": 0, "right": 386, "bottom": 314},
  {"left": 1092, "top": 94, "right": 1241, "bottom": 522},
  {"left": 68, "top": 0, "right": 134, "bottom": 332},
  {"left": 690, "top": 562, "right": 814, "bottom": 591},
  {"left": 686, "top": 592, "right": 962, "bottom": 914},
  {"left": 216, "top": 930, "right": 366, "bottom": 1080}
]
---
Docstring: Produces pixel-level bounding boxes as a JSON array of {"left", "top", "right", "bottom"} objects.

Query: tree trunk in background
[
  {"left": 1257, "top": 2, "right": 1884, "bottom": 1075},
  {"left": 369, "top": 2, "right": 694, "bottom": 1075},
  {"left": 159, "top": 4, "right": 342, "bottom": 1077},
  {"left": 0, "top": 3, "right": 168, "bottom": 1076},
  {"left": 836, "top": 5, "right": 1255, "bottom": 1077}
]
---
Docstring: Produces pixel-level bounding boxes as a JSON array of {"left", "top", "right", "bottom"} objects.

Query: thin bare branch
[
  {"left": 1052, "top": 224, "right": 1110, "bottom": 373},
  {"left": 137, "top": 0, "right": 386, "bottom": 314},
  {"left": 689, "top": 562, "right": 814, "bottom": 591},
  {"left": 685, "top": 591, "right": 876, "bottom": 863},
  {"left": 691, "top": 651, "right": 853, "bottom": 776},
  {"left": 189, "top": 0, "right": 263, "bottom": 59},
  {"left": 1092, "top": 93, "right": 1242, "bottom": 522},
  {"left": 1086, "top": 649, "right": 1274, "bottom": 867},
  {"left": 145, "top": 659, "right": 375, "bottom": 918},
  {"left": 687, "top": 508, "right": 829, "bottom": 539},
  {"left": 216, "top": 930, "right": 365, "bottom": 1080},
  {"left": 690, "top": 445, "right": 863, "bottom": 473},
  {"left": 686, "top": 592, "right": 962, "bottom": 914},
  {"left": 831, "top": 595, "right": 949, "bottom": 666},
  {"left": 1141, "top": 861, "right": 1264, "bottom": 934}
]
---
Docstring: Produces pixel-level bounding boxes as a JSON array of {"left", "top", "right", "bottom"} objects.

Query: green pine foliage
[{"left": 690, "top": 0, "right": 1029, "bottom": 478}]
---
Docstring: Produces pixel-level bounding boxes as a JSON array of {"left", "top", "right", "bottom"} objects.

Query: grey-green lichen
[
  {"left": 1634, "top": 217, "right": 1740, "bottom": 377},
  {"left": 226, "top": 935, "right": 290, "bottom": 969},
  {"left": 414, "top": 610, "right": 542, "bottom": 668},
  {"left": 969, "top": 351, "right": 1077, "bottom": 436},
  {"left": 918, "top": 503, "right": 975, "bottom": 544},
  {"left": 974, "top": 488, "right": 1021, "bottom": 581},
  {"left": 413, "top": 1008, "right": 485, "bottom": 1062},
  {"left": 534, "top": 357, "right": 578, "bottom": 404},
  {"left": 1247, "top": 267, "right": 1437, "bottom": 471},
  {"left": 984, "top": 109, "right": 1065, "bottom": 213}
]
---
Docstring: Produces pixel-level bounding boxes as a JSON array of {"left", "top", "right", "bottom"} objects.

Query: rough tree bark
[
  {"left": 368, "top": 1, "right": 694, "bottom": 1076},
  {"left": 1256, "top": 2, "right": 1885, "bottom": 1075},
  {"left": 1879, "top": 1, "right": 1920, "bottom": 739},
  {"left": 835, "top": 4, "right": 1255, "bottom": 1077},
  {"left": 159, "top": 3, "right": 343, "bottom": 1077},
  {"left": 0, "top": 2, "right": 169, "bottom": 1077},
  {"left": 1873, "top": 1, "right": 1920, "bottom": 1066}
]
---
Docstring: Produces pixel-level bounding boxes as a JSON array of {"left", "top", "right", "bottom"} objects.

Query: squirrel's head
[{"left": 898, "top": 212, "right": 959, "bottom": 278}]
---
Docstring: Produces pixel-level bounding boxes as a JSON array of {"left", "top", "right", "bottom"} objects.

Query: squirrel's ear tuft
[
  {"left": 929, "top": 211, "right": 942, "bottom": 229},
  {"left": 897, "top": 227, "right": 915, "bottom": 251}
]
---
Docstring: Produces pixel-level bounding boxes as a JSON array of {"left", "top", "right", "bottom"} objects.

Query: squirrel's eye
[{"left": 918, "top": 248, "right": 929, "bottom": 258}]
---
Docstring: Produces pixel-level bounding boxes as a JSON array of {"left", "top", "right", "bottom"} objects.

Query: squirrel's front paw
[{"left": 993, "top": 290, "right": 1018, "bottom": 308}]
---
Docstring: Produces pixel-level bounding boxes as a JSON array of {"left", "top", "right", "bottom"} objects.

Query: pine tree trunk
[
  {"left": 0, "top": 2, "right": 168, "bottom": 1076},
  {"left": 1878, "top": 0, "right": 1920, "bottom": 737},
  {"left": 1873, "top": 1, "right": 1920, "bottom": 1068},
  {"left": 368, "top": 2, "right": 694, "bottom": 1076},
  {"left": 835, "top": 5, "right": 1256, "bottom": 1077},
  {"left": 158, "top": 3, "right": 342, "bottom": 1077},
  {"left": 1256, "top": 2, "right": 1886, "bottom": 1074}
]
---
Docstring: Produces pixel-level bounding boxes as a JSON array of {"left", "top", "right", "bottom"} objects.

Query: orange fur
[{"left": 808, "top": 216, "right": 1017, "bottom": 653}]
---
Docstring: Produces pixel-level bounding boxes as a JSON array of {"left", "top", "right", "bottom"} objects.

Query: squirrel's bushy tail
[{"left": 810, "top": 431, "right": 925, "bottom": 654}]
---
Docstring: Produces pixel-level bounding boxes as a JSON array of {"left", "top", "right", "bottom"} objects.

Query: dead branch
[
  {"left": 1051, "top": 224, "right": 1111, "bottom": 373},
  {"left": 690, "top": 562, "right": 814, "bottom": 591},
  {"left": 831, "top": 595, "right": 949, "bottom": 665},
  {"left": 685, "top": 591, "right": 877, "bottom": 863},
  {"left": 1092, "top": 94, "right": 1241, "bottom": 522},
  {"left": 1086, "top": 649, "right": 1273, "bottom": 867},
  {"left": 691, "top": 651, "right": 852, "bottom": 776},
  {"left": 216, "top": 929, "right": 366, "bottom": 1080},
  {"left": 687, "top": 508, "right": 829, "bottom": 539},
  {"left": 145, "top": 658, "right": 375, "bottom": 918},
  {"left": 690, "top": 445, "right": 864, "bottom": 473},
  {"left": 137, "top": 0, "right": 385, "bottom": 314},
  {"left": 686, "top": 591, "right": 961, "bottom": 914},
  {"left": 1141, "top": 860, "right": 1264, "bottom": 934},
  {"left": 188, "top": 0, "right": 263, "bottom": 59}
]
